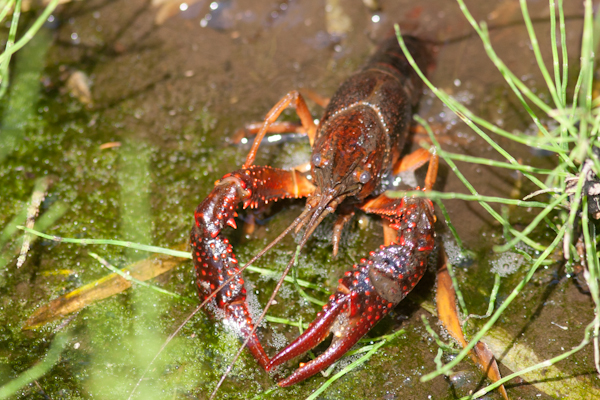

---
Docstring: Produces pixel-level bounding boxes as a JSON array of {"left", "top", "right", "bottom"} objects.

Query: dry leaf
[
  {"left": 436, "top": 250, "right": 509, "bottom": 400},
  {"left": 24, "top": 252, "right": 186, "bottom": 329}
]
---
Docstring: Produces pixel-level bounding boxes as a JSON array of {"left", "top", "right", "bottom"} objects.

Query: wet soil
[{"left": 0, "top": 0, "right": 597, "bottom": 399}]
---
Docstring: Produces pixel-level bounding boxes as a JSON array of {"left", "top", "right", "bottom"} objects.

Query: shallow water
[{"left": 0, "top": 0, "right": 597, "bottom": 399}]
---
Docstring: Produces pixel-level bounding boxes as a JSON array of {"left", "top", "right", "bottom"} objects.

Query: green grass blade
[
  {"left": 16, "top": 226, "right": 192, "bottom": 258},
  {"left": 305, "top": 329, "right": 405, "bottom": 400},
  {"left": 0, "top": 332, "right": 71, "bottom": 399},
  {"left": 0, "top": 0, "right": 20, "bottom": 98},
  {"left": 421, "top": 224, "right": 566, "bottom": 382},
  {"left": 88, "top": 252, "right": 195, "bottom": 302}
]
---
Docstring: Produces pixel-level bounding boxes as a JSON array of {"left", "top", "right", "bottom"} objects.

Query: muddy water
[{"left": 0, "top": 0, "right": 597, "bottom": 399}]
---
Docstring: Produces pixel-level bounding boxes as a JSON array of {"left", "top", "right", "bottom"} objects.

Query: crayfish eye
[
  {"left": 312, "top": 153, "right": 323, "bottom": 167},
  {"left": 359, "top": 171, "right": 371, "bottom": 184}
]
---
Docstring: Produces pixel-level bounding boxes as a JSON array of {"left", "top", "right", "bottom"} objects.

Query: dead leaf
[
  {"left": 24, "top": 252, "right": 186, "bottom": 329},
  {"left": 436, "top": 249, "right": 509, "bottom": 400}
]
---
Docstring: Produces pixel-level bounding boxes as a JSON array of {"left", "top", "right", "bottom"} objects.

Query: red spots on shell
[
  {"left": 350, "top": 291, "right": 359, "bottom": 316},
  {"left": 345, "top": 271, "right": 352, "bottom": 277},
  {"left": 369, "top": 251, "right": 375, "bottom": 257},
  {"left": 210, "top": 284, "right": 216, "bottom": 290},
  {"left": 418, "top": 244, "right": 434, "bottom": 252},
  {"left": 201, "top": 270, "right": 207, "bottom": 276},
  {"left": 365, "top": 291, "right": 371, "bottom": 296}
]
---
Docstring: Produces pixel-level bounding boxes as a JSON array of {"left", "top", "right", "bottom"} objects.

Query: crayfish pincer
[{"left": 190, "top": 35, "right": 436, "bottom": 386}]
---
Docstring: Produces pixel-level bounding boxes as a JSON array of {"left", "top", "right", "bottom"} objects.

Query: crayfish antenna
[
  {"left": 210, "top": 211, "right": 317, "bottom": 399},
  {"left": 210, "top": 193, "right": 348, "bottom": 399},
  {"left": 208, "top": 206, "right": 321, "bottom": 399}
]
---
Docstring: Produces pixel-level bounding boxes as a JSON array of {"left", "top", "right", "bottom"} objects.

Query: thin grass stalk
[
  {"left": 412, "top": 115, "right": 546, "bottom": 250},
  {"left": 457, "top": 0, "right": 579, "bottom": 161},
  {"left": 468, "top": 273, "right": 501, "bottom": 320},
  {"left": 305, "top": 329, "right": 405, "bottom": 400},
  {"left": 435, "top": 200, "right": 467, "bottom": 252},
  {"left": 0, "top": 332, "right": 71, "bottom": 398},
  {"left": 0, "top": 0, "right": 59, "bottom": 65},
  {"left": 557, "top": 0, "right": 568, "bottom": 104},
  {"left": 393, "top": 189, "right": 551, "bottom": 208},
  {"left": 519, "top": 0, "right": 561, "bottom": 108},
  {"left": 494, "top": 192, "right": 568, "bottom": 252},
  {"left": 463, "top": 319, "right": 596, "bottom": 399},
  {"left": 421, "top": 224, "right": 566, "bottom": 382},
  {"left": 0, "top": 0, "right": 21, "bottom": 98},
  {"left": 563, "top": 167, "right": 588, "bottom": 260},
  {"left": 582, "top": 201, "right": 600, "bottom": 375},
  {"left": 18, "top": 226, "right": 324, "bottom": 292},
  {"left": 549, "top": 0, "right": 564, "bottom": 108},
  {"left": 87, "top": 252, "right": 195, "bottom": 302},
  {"left": 398, "top": 25, "right": 561, "bottom": 187},
  {"left": 0, "top": 1, "right": 15, "bottom": 28},
  {"left": 428, "top": 149, "right": 562, "bottom": 175}
]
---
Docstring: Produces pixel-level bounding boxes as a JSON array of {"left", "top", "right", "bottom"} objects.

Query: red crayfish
[{"left": 190, "top": 35, "right": 438, "bottom": 387}]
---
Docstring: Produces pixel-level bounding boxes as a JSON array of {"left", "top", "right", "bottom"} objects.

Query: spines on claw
[
  {"left": 267, "top": 196, "right": 435, "bottom": 386},
  {"left": 190, "top": 165, "right": 315, "bottom": 370}
]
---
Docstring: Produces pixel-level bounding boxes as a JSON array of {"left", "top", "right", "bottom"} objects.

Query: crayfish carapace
[{"left": 190, "top": 35, "right": 437, "bottom": 387}]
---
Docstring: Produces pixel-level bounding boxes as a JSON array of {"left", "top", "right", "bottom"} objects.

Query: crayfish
[{"left": 190, "top": 35, "right": 438, "bottom": 387}]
